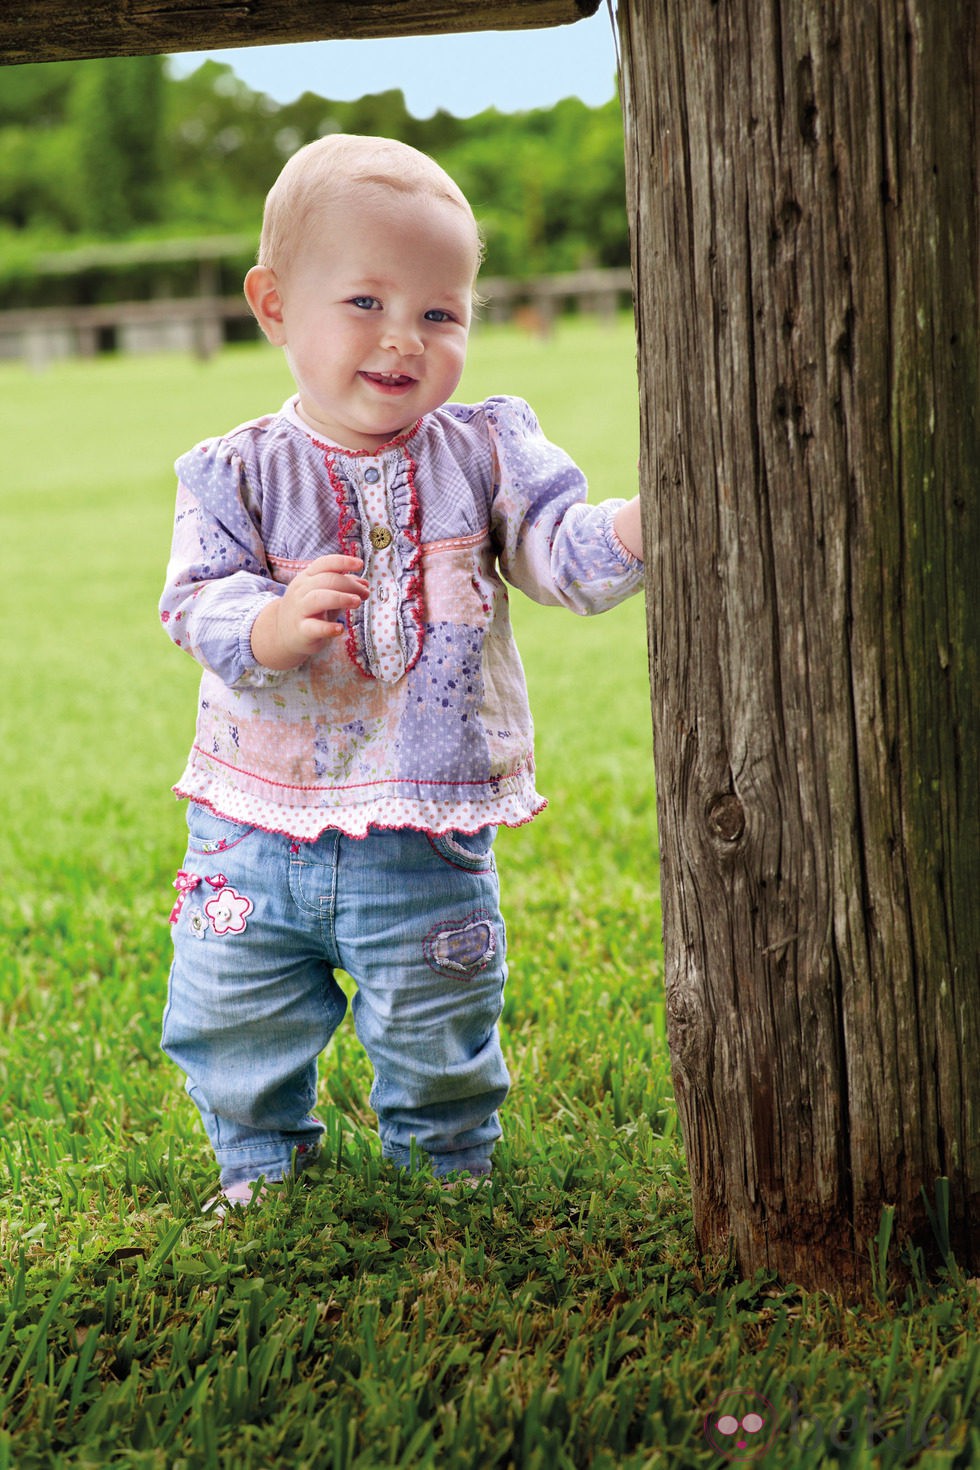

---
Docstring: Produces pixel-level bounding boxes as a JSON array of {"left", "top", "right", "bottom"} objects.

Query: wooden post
[{"left": 620, "top": 0, "right": 979, "bottom": 1290}]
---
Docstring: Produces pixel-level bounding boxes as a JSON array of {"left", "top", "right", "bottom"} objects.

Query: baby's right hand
[{"left": 250, "top": 554, "right": 369, "bottom": 669}]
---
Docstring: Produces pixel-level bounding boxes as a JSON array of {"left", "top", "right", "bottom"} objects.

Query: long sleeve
[
  {"left": 159, "top": 439, "right": 285, "bottom": 688},
  {"left": 484, "top": 396, "right": 643, "bottom": 615}
]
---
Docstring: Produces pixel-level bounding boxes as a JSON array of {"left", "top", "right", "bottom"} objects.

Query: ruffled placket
[{"left": 323, "top": 441, "right": 425, "bottom": 682}]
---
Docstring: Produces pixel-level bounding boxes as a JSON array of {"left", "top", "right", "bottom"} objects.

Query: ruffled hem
[{"left": 172, "top": 772, "right": 547, "bottom": 841}]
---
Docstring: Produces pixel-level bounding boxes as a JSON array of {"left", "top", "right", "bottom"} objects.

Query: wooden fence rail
[{"left": 0, "top": 268, "right": 633, "bottom": 366}]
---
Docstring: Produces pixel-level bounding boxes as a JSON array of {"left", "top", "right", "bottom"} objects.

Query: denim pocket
[
  {"left": 186, "top": 802, "right": 257, "bottom": 857},
  {"left": 426, "top": 826, "right": 497, "bottom": 874}
]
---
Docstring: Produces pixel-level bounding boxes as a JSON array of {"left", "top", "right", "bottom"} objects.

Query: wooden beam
[{"left": 1, "top": 0, "right": 602, "bottom": 67}]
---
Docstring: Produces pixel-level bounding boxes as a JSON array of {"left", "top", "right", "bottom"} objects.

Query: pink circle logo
[{"left": 704, "top": 1390, "right": 776, "bottom": 1461}]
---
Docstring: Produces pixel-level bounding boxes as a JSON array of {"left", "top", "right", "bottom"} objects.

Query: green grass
[{"left": 0, "top": 318, "right": 977, "bottom": 1468}]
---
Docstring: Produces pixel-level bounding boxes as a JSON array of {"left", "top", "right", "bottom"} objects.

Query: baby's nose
[{"left": 382, "top": 320, "right": 424, "bottom": 354}]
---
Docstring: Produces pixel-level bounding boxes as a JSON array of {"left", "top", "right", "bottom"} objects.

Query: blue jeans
[{"left": 162, "top": 807, "right": 510, "bottom": 1187}]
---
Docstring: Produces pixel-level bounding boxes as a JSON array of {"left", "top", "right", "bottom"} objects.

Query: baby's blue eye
[
  {"left": 350, "top": 296, "right": 379, "bottom": 310},
  {"left": 424, "top": 309, "right": 454, "bottom": 323}
]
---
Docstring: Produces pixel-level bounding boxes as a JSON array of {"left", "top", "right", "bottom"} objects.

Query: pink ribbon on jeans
[{"left": 169, "top": 870, "right": 228, "bottom": 925}]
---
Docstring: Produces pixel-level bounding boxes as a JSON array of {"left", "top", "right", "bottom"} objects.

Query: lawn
[{"left": 0, "top": 318, "right": 977, "bottom": 1468}]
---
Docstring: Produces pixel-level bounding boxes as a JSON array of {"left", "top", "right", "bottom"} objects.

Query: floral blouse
[{"left": 160, "top": 395, "right": 643, "bottom": 840}]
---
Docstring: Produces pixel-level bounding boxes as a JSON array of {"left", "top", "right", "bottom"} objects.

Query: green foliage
[
  {"left": 0, "top": 62, "right": 81, "bottom": 233},
  {"left": 442, "top": 98, "right": 628, "bottom": 276},
  {"left": 2, "top": 323, "right": 977, "bottom": 1466},
  {"left": 0, "top": 59, "right": 166, "bottom": 238},
  {"left": 0, "top": 56, "right": 627, "bottom": 305},
  {"left": 69, "top": 57, "right": 166, "bottom": 236},
  {"left": 0, "top": 59, "right": 78, "bottom": 127}
]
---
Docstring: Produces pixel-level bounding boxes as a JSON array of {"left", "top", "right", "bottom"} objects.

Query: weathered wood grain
[
  {"left": 620, "top": 0, "right": 979, "bottom": 1290},
  {"left": 0, "top": 0, "right": 601, "bottom": 66}
]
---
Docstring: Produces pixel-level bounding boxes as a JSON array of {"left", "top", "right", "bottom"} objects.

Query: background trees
[
  {"left": 0, "top": 56, "right": 629, "bottom": 306},
  {"left": 71, "top": 57, "right": 166, "bottom": 235}
]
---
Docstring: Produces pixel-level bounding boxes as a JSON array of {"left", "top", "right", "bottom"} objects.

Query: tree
[
  {"left": 443, "top": 99, "right": 628, "bottom": 275},
  {"left": 70, "top": 56, "right": 165, "bottom": 234},
  {"left": 0, "top": 62, "right": 84, "bottom": 232},
  {"left": 620, "top": 0, "right": 979, "bottom": 1291}
]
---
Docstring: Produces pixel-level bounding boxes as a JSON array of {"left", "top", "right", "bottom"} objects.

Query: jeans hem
[
  {"left": 218, "top": 1142, "right": 321, "bottom": 1189},
  {"left": 382, "top": 1142, "right": 495, "bottom": 1178}
]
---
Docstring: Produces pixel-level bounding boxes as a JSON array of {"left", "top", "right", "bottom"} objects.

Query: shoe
[
  {"left": 440, "top": 1171, "right": 489, "bottom": 1191},
  {"left": 203, "top": 1179, "right": 271, "bottom": 1218}
]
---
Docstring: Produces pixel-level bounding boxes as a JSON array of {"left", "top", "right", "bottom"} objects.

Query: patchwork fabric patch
[{"left": 423, "top": 910, "right": 497, "bottom": 980}]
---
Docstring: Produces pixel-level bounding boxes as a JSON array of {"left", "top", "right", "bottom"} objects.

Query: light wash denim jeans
[{"left": 162, "top": 806, "right": 510, "bottom": 1187}]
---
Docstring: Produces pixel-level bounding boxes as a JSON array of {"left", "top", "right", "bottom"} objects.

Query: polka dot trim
[{"left": 174, "top": 780, "right": 547, "bottom": 841}]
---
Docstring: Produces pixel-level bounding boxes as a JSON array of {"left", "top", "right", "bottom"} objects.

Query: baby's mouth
[{"left": 361, "top": 371, "right": 416, "bottom": 389}]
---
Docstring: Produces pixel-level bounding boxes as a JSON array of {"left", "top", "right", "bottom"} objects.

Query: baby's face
[{"left": 271, "top": 189, "right": 479, "bottom": 451}]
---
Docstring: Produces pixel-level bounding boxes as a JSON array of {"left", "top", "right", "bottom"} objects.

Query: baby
[{"left": 159, "top": 134, "right": 644, "bottom": 1210}]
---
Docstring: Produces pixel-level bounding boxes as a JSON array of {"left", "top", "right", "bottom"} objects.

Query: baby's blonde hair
[{"left": 257, "top": 133, "right": 483, "bottom": 279}]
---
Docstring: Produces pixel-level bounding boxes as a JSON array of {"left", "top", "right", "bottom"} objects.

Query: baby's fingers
[
  {"left": 299, "top": 567, "right": 370, "bottom": 601},
  {"left": 305, "top": 553, "right": 365, "bottom": 577},
  {"left": 299, "top": 614, "right": 347, "bottom": 642},
  {"left": 301, "top": 585, "right": 367, "bottom": 622}
]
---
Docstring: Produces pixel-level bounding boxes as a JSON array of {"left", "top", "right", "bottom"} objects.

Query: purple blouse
[{"left": 160, "top": 395, "right": 643, "bottom": 839}]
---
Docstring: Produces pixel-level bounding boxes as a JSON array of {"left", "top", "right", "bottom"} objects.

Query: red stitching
[
  {"left": 321, "top": 452, "right": 363, "bottom": 673},
  {"left": 322, "top": 442, "right": 425, "bottom": 680},
  {"left": 308, "top": 421, "right": 422, "bottom": 457},
  {"left": 400, "top": 444, "right": 425, "bottom": 675},
  {"left": 186, "top": 746, "right": 534, "bottom": 793}
]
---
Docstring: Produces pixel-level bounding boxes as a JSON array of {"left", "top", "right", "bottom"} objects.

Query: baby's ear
[{"left": 244, "top": 266, "right": 287, "bottom": 345}]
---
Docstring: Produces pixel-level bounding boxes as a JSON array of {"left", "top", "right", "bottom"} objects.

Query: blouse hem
[{"left": 172, "top": 775, "right": 547, "bottom": 841}]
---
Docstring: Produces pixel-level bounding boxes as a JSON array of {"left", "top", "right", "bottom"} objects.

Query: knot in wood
[{"left": 707, "top": 794, "right": 745, "bottom": 843}]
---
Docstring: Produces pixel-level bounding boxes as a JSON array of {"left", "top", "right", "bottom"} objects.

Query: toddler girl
[{"left": 160, "top": 134, "right": 644, "bottom": 1209}]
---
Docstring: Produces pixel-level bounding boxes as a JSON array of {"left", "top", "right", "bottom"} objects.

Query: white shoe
[{"left": 203, "top": 1179, "right": 270, "bottom": 1218}]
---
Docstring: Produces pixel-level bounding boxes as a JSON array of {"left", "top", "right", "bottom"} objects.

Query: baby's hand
[{"left": 251, "top": 555, "right": 369, "bottom": 669}]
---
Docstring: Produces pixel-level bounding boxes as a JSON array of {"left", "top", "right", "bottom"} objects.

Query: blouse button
[
  {"left": 370, "top": 525, "right": 393, "bottom": 550},
  {"left": 363, "top": 466, "right": 381, "bottom": 484}
]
